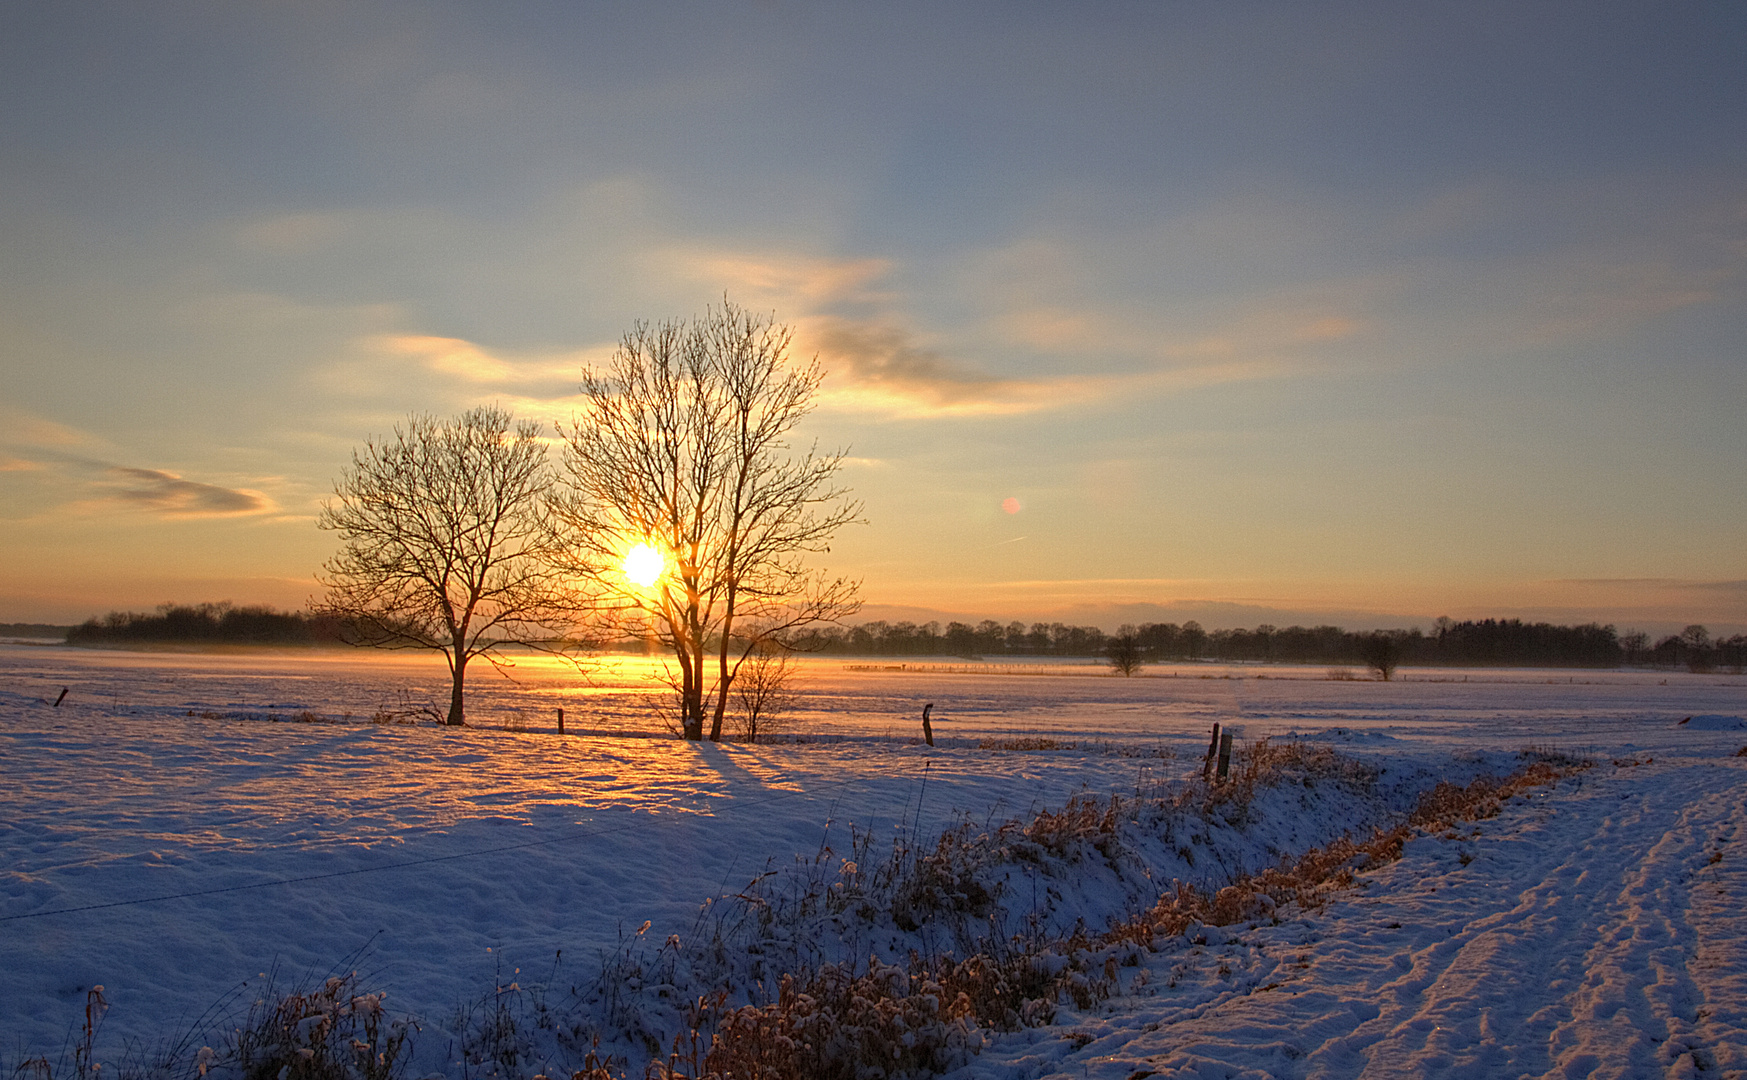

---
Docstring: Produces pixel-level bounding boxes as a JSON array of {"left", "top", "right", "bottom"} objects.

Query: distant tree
[
  {"left": 1681, "top": 624, "right": 1714, "bottom": 672},
  {"left": 1181, "top": 620, "right": 1206, "bottom": 660},
  {"left": 1361, "top": 632, "right": 1401, "bottom": 681},
  {"left": 1254, "top": 623, "right": 1277, "bottom": 662},
  {"left": 550, "top": 300, "right": 862, "bottom": 741},
  {"left": 945, "top": 621, "right": 978, "bottom": 657},
  {"left": 316, "top": 407, "right": 574, "bottom": 726},
  {"left": 1106, "top": 631, "right": 1144, "bottom": 676},
  {"left": 1619, "top": 630, "right": 1649, "bottom": 664},
  {"left": 1719, "top": 634, "right": 1747, "bottom": 674}
]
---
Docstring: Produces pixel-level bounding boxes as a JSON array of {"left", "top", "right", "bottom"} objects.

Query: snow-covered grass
[{"left": 3, "top": 644, "right": 1744, "bottom": 1078}]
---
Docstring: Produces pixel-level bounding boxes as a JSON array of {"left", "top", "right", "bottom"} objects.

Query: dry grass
[
  {"left": 1198, "top": 738, "right": 1378, "bottom": 826},
  {"left": 686, "top": 960, "right": 987, "bottom": 1080},
  {"left": 1108, "top": 757, "right": 1585, "bottom": 951},
  {"left": 1020, "top": 793, "right": 1121, "bottom": 857},
  {"left": 226, "top": 970, "right": 410, "bottom": 1080},
  {"left": 978, "top": 737, "right": 1076, "bottom": 752}
]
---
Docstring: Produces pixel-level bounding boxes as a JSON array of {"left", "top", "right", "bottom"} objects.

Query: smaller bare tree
[
  {"left": 732, "top": 638, "right": 801, "bottom": 742},
  {"left": 316, "top": 407, "right": 576, "bottom": 725},
  {"left": 1360, "top": 632, "right": 1401, "bottom": 681},
  {"left": 1106, "top": 629, "right": 1144, "bottom": 676}
]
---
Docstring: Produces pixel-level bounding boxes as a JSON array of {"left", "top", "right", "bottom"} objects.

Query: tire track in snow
[{"left": 995, "top": 761, "right": 1747, "bottom": 1079}]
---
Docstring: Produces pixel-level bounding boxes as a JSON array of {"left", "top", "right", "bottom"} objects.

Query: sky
[{"left": 1, "top": 1, "right": 1744, "bottom": 636}]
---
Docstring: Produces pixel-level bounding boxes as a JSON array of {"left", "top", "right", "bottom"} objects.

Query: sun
[{"left": 622, "top": 543, "right": 664, "bottom": 588}]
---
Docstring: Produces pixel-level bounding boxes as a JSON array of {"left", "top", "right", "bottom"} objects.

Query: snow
[
  {"left": 3, "top": 643, "right": 1745, "bottom": 1077},
  {"left": 1677, "top": 714, "right": 1747, "bottom": 731}
]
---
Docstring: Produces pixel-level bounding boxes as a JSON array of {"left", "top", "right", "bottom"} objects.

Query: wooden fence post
[
  {"left": 922, "top": 703, "right": 934, "bottom": 747},
  {"left": 556, "top": 707, "right": 564, "bottom": 735},
  {"left": 1202, "top": 722, "right": 1221, "bottom": 780},
  {"left": 1217, "top": 731, "right": 1234, "bottom": 781}
]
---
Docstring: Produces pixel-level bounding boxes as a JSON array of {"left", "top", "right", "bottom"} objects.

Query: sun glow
[{"left": 622, "top": 543, "right": 664, "bottom": 588}]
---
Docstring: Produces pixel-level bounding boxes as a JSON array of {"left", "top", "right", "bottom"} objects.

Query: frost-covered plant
[
  {"left": 225, "top": 971, "right": 411, "bottom": 1080},
  {"left": 448, "top": 952, "right": 594, "bottom": 1080},
  {"left": 698, "top": 960, "right": 989, "bottom": 1080}
]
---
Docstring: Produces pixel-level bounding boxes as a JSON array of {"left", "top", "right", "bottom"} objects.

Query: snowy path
[{"left": 981, "top": 758, "right": 1747, "bottom": 1079}]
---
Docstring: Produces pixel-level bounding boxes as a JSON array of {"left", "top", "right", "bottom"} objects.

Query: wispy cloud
[
  {"left": 649, "top": 247, "right": 895, "bottom": 307},
  {"left": 373, "top": 333, "right": 525, "bottom": 383},
  {"left": 94, "top": 467, "right": 272, "bottom": 517},
  {"left": 805, "top": 319, "right": 1103, "bottom": 417},
  {"left": 804, "top": 317, "right": 1308, "bottom": 418},
  {"left": 2, "top": 412, "right": 275, "bottom": 520},
  {"left": 317, "top": 333, "right": 604, "bottom": 419},
  {"left": 1556, "top": 577, "right": 1747, "bottom": 595}
]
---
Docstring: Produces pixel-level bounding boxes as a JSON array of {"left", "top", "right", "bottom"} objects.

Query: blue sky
[{"left": 2, "top": 1, "right": 1744, "bottom": 634}]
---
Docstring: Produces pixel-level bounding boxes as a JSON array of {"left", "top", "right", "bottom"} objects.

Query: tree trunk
[
  {"left": 679, "top": 643, "right": 704, "bottom": 740},
  {"left": 708, "top": 613, "right": 732, "bottom": 742},
  {"left": 447, "top": 649, "right": 467, "bottom": 726},
  {"left": 708, "top": 661, "right": 728, "bottom": 742}
]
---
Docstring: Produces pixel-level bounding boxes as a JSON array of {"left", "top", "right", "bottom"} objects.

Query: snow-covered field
[{"left": 3, "top": 643, "right": 1745, "bottom": 1078}]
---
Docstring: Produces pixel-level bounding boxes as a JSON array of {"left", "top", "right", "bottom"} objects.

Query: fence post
[
  {"left": 1217, "top": 731, "right": 1234, "bottom": 781},
  {"left": 922, "top": 703, "right": 934, "bottom": 747},
  {"left": 556, "top": 707, "right": 564, "bottom": 735},
  {"left": 1202, "top": 722, "right": 1221, "bottom": 780}
]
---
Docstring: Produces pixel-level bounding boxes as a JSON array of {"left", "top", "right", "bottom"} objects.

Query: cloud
[
  {"left": 806, "top": 319, "right": 1098, "bottom": 417},
  {"left": 1, "top": 414, "right": 275, "bottom": 520},
  {"left": 649, "top": 247, "right": 895, "bottom": 307},
  {"left": 805, "top": 317, "right": 1308, "bottom": 418},
  {"left": 0, "top": 409, "right": 103, "bottom": 450},
  {"left": 1556, "top": 577, "right": 1747, "bottom": 596},
  {"left": 374, "top": 333, "right": 523, "bottom": 383},
  {"left": 317, "top": 333, "right": 604, "bottom": 418},
  {"left": 95, "top": 467, "right": 272, "bottom": 518}
]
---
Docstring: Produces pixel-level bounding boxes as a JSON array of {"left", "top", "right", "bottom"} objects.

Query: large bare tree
[
  {"left": 317, "top": 406, "right": 572, "bottom": 725},
  {"left": 553, "top": 301, "right": 861, "bottom": 740}
]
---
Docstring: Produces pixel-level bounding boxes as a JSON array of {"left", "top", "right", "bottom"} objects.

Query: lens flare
[{"left": 622, "top": 543, "right": 663, "bottom": 587}]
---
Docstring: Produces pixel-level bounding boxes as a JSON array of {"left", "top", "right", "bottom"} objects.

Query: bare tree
[
  {"left": 552, "top": 300, "right": 862, "bottom": 740},
  {"left": 733, "top": 637, "right": 801, "bottom": 742},
  {"left": 316, "top": 407, "right": 573, "bottom": 726},
  {"left": 1360, "top": 632, "right": 1401, "bottom": 681},
  {"left": 1106, "top": 627, "right": 1144, "bottom": 676}
]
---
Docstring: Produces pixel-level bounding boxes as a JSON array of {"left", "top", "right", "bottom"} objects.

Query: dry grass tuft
[
  {"left": 226, "top": 970, "right": 410, "bottom": 1080},
  {"left": 1198, "top": 738, "right": 1378, "bottom": 825},
  {"left": 689, "top": 959, "right": 988, "bottom": 1080},
  {"left": 1021, "top": 793, "right": 1120, "bottom": 857},
  {"left": 978, "top": 737, "right": 1076, "bottom": 752}
]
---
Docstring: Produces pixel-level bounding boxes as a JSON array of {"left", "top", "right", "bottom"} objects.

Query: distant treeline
[
  {"left": 802, "top": 617, "right": 1746, "bottom": 671},
  {"left": 0, "top": 623, "right": 72, "bottom": 639},
  {"left": 59, "top": 604, "right": 1745, "bottom": 672},
  {"left": 66, "top": 603, "right": 344, "bottom": 646}
]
